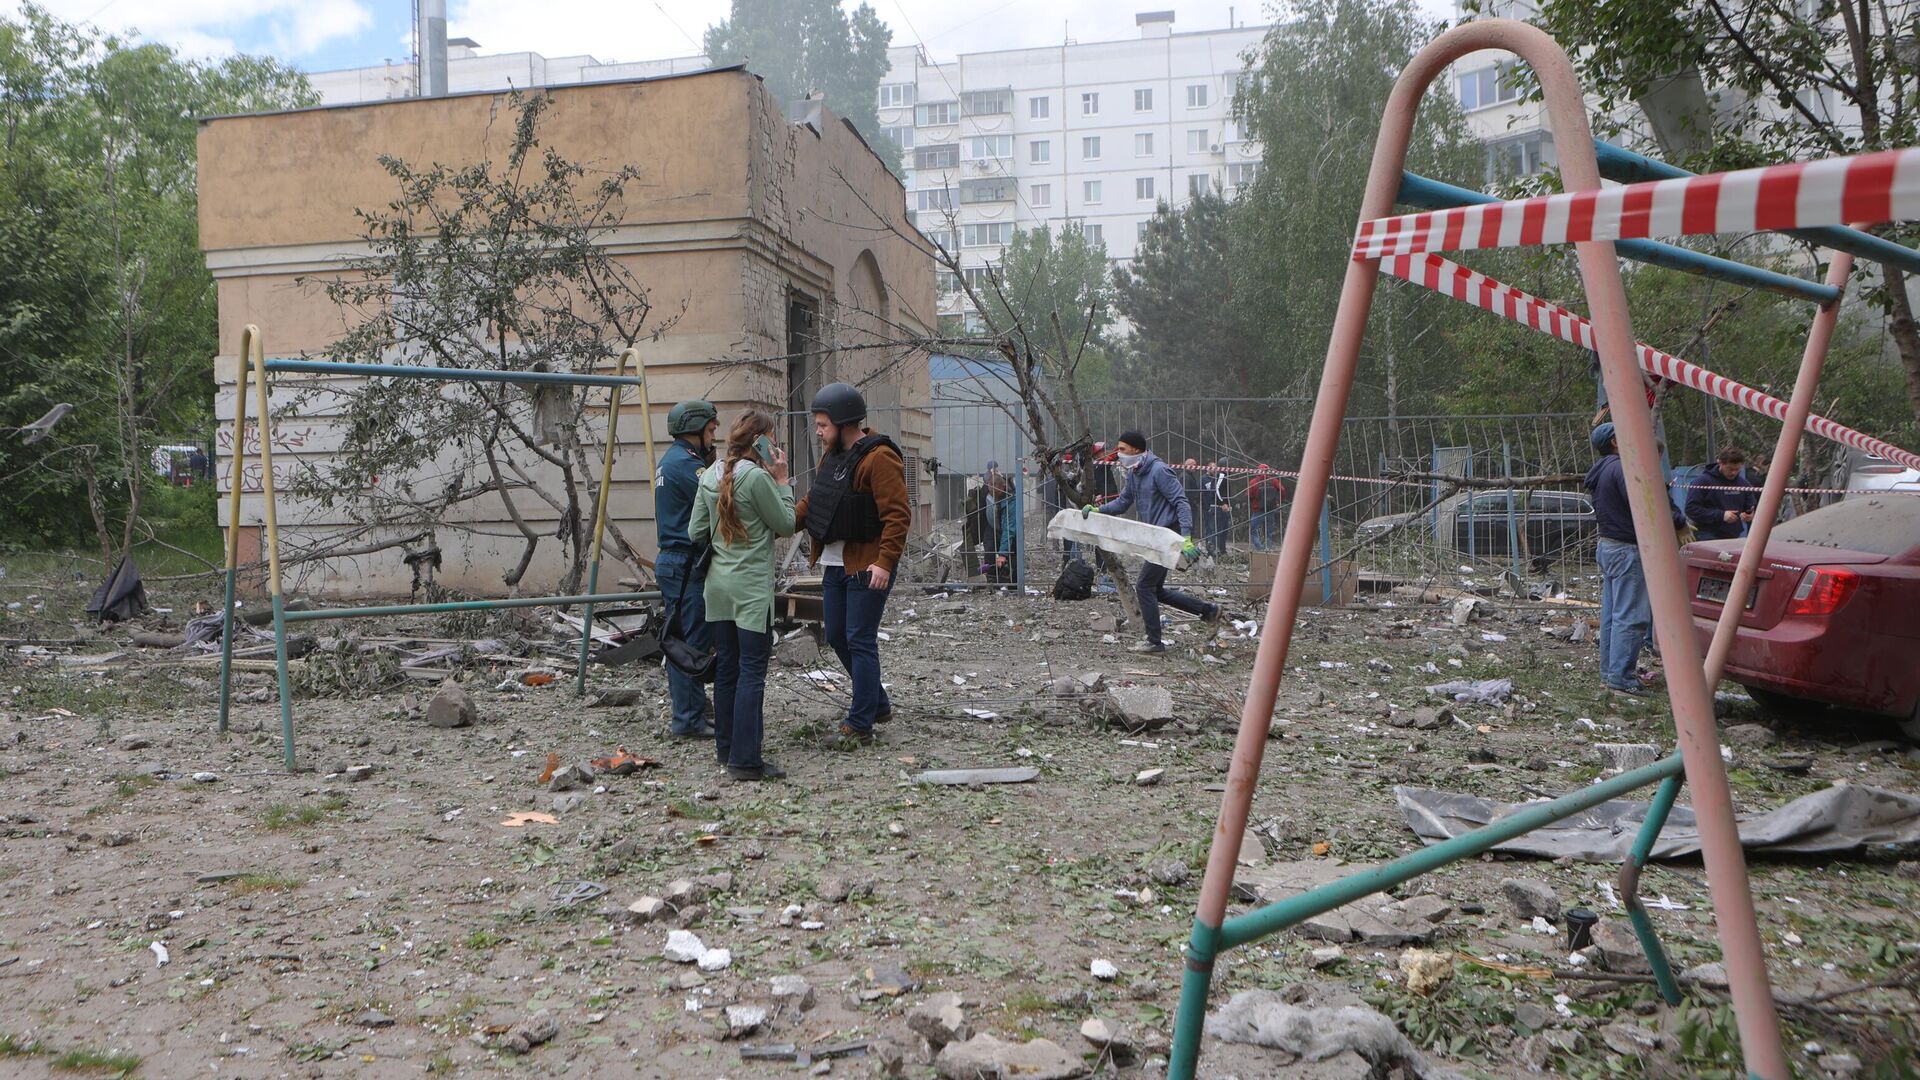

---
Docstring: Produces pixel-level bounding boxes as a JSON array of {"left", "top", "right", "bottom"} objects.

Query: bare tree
[{"left": 290, "top": 91, "right": 680, "bottom": 592}]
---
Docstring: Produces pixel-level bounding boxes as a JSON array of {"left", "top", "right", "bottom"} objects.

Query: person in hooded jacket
[{"left": 1082, "top": 431, "right": 1221, "bottom": 654}]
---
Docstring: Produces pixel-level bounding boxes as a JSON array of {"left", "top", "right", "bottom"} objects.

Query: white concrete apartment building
[
  {"left": 301, "top": 11, "right": 1266, "bottom": 322},
  {"left": 883, "top": 11, "right": 1266, "bottom": 319}
]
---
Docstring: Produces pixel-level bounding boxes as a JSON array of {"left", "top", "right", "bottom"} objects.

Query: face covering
[{"left": 1116, "top": 451, "right": 1143, "bottom": 468}]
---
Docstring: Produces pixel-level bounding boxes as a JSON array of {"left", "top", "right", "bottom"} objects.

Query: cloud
[
  {"left": 281, "top": 1, "right": 372, "bottom": 55},
  {"left": 2, "top": 0, "right": 372, "bottom": 60}
]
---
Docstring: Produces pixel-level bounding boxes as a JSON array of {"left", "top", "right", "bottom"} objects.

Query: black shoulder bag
[{"left": 658, "top": 546, "right": 716, "bottom": 683}]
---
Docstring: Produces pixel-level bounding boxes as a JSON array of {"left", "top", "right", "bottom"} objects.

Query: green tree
[
  {"left": 0, "top": 4, "right": 311, "bottom": 558},
  {"left": 1112, "top": 193, "right": 1261, "bottom": 397},
  {"left": 1229, "top": 0, "right": 1483, "bottom": 414},
  {"left": 983, "top": 224, "right": 1115, "bottom": 395},
  {"left": 1527, "top": 0, "right": 1920, "bottom": 426},
  {"left": 703, "top": 0, "right": 899, "bottom": 172}
]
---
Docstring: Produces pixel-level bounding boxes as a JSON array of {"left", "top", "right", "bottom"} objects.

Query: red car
[{"left": 1682, "top": 495, "right": 1920, "bottom": 739}]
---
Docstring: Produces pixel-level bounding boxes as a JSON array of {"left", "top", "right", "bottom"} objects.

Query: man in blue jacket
[
  {"left": 1685, "top": 447, "right": 1755, "bottom": 541},
  {"left": 1584, "top": 422, "right": 1686, "bottom": 696},
  {"left": 1085, "top": 431, "right": 1220, "bottom": 654},
  {"left": 656, "top": 399, "right": 720, "bottom": 737}
]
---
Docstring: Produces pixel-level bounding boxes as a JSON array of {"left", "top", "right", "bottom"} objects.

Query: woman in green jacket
[{"left": 689, "top": 410, "right": 795, "bottom": 781}]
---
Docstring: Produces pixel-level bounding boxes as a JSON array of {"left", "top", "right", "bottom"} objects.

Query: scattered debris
[
  {"left": 1594, "top": 743, "right": 1660, "bottom": 774},
  {"left": 724, "top": 1004, "right": 767, "bottom": 1039},
  {"left": 149, "top": 941, "right": 169, "bottom": 967},
  {"left": 907, "top": 992, "right": 972, "bottom": 1048},
  {"left": 1204, "top": 990, "right": 1447, "bottom": 1079},
  {"left": 663, "top": 930, "right": 706, "bottom": 964},
  {"left": 587, "top": 687, "right": 645, "bottom": 707},
  {"left": 502, "top": 1011, "right": 559, "bottom": 1054},
  {"left": 1104, "top": 684, "right": 1175, "bottom": 730},
  {"left": 1133, "top": 767, "right": 1164, "bottom": 786},
  {"left": 590, "top": 748, "right": 657, "bottom": 775},
  {"left": 1423, "top": 678, "right": 1512, "bottom": 705},
  {"left": 910, "top": 767, "right": 1039, "bottom": 786},
  {"left": 1089, "top": 959, "right": 1118, "bottom": 981},
  {"left": 1500, "top": 877, "right": 1562, "bottom": 921},
  {"left": 1398, "top": 949, "right": 1453, "bottom": 996},
  {"left": 769, "top": 975, "right": 815, "bottom": 1012},
  {"left": 934, "top": 1034, "right": 1086, "bottom": 1080},
  {"left": 426, "top": 683, "right": 478, "bottom": 728},
  {"left": 499, "top": 812, "right": 557, "bottom": 828}
]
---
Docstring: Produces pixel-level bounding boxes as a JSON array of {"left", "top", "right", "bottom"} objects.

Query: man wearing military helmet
[{"left": 657, "top": 399, "right": 721, "bottom": 737}]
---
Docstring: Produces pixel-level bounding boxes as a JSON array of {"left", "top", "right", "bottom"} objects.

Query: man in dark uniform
[{"left": 656, "top": 399, "right": 720, "bottom": 737}]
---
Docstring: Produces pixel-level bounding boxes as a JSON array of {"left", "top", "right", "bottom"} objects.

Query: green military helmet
[{"left": 667, "top": 399, "right": 718, "bottom": 436}]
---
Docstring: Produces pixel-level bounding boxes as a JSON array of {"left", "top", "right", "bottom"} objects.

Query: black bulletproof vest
[{"left": 803, "top": 433, "right": 900, "bottom": 545}]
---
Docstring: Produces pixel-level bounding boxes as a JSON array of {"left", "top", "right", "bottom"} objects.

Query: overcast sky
[{"left": 7, "top": 0, "right": 1459, "bottom": 72}]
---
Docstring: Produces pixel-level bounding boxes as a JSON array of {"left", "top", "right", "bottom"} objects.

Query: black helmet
[
  {"left": 810, "top": 382, "right": 866, "bottom": 426},
  {"left": 667, "top": 399, "right": 717, "bottom": 436}
]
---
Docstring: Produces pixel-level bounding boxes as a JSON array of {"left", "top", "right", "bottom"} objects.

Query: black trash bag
[
  {"left": 1051, "top": 559, "right": 1095, "bottom": 601},
  {"left": 86, "top": 556, "right": 150, "bottom": 623}
]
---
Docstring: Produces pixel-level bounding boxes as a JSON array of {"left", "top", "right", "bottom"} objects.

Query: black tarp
[{"left": 86, "top": 556, "right": 149, "bottom": 622}]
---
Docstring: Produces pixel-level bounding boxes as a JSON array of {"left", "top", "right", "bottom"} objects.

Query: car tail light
[{"left": 1787, "top": 567, "right": 1860, "bottom": 616}]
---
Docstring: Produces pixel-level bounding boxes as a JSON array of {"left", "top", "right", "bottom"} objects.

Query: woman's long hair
[{"left": 714, "top": 410, "right": 776, "bottom": 546}]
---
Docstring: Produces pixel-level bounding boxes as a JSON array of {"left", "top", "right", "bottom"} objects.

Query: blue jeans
[
  {"left": 1137, "top": 561, "right": 1216, "bottom": 648},
  {"left": 1250, "top": 509, "right": 1278, "bottom": 551},
  {"left": 655, "top": 547, "right": 711, "bottom": 734},
  {"left": 711, "top": 620, "right": 771, "bottom": 769},
  {"left": 823, "top": 565, "right": 893, "bottom": 732},
  {"left": 1206, "top": 507, "right": 1230, "bottom": 554},
  {"left": 1597, "top": 538, "right": 1653, "bottom": 690}
]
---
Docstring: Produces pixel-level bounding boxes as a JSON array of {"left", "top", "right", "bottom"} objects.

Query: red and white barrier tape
[
  {"left": 1354, "top": 146, "right": 1920, "bottom": 259},
  {"left": 1378, "top": 252, "right": 1920, "bottom": 472}
]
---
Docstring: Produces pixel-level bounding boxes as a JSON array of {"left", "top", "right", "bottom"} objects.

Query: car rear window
[{"left": 1769, "top": 496, "right": 1920, "bottom": 556}]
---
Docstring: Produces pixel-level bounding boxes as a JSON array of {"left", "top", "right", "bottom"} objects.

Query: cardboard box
[{"left": 1247, "top": 552, "right": 1357, "bottom": 606}]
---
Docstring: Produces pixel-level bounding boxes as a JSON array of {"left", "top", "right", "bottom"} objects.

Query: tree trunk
[{"left": 1883, "top": 266, "right": 1920, "bottom": 425}]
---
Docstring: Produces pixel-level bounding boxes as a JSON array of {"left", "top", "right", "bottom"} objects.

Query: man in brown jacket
[{"left": 794, "top": 382, "right": 910, "bottom": 747}]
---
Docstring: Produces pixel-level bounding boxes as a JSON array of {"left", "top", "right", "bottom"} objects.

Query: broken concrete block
[
  {"left": 626, "top": 896, "right": 668, "bottom": 923},
  {"left": 724, "top": 1004, "right": 767, "bottom": 1039},
  {"left": 1203, "top": 989, "right": 1434, "bottom": 1076},
  {"left": 1079, "top": 1017, "right": 1130, "bottom": 1052},
  {"left": 1146, "top": 858, "right": 1189, "bottom": 885},
  {"left": 770, "top": 974, "right": 815, "bottom": 1011},
  {"left": 547, "top": 762, "right": 595, "bottom": 792},
  {"left": 665, "top": 878, "right": 708, "bottom": 906},
  {"left": 1596, "top": 742, "right": 1660, "bottom": 774},
  {"left": 1591, "top": 918, "right": 1650, "bottom": 973},
  {"left": 1105, "top": 685, "right": 1175, "bottom": 729},
  {"left": 1500, "top": 877, "right": 1562, "bottom": 921},
  {"left": 1133, "top": 767, "right": 1164, "bottom": 786},
  {"left": 426, "top": 683, "right": 477, "bottom": 728},
  {"left": 1388, "top": 894, "right": 1454, "bottom": 925},
  {"left": 934, "top": 1035, "right": 1085, "bottom": 1080},
  {"left": 774, "top": 631, "right": 821, "bottom": 668},
  {"left": 1308, "top": 945, "right": 1344, "bottom": 969},
  {"left": 1089, "top": 958, "right": 1118, "bottom": 980},
  {"left": 662, "top": 929, "right": 706, "bottom": 963},
  {"left": 501, "top": 1011, "right": 558, "bottom": 1054},
  {"left": 1722, "top": 723, "right": 1778, "bottom": 748},
  {"left": 697, "top": 948, "right": 732, "bottom": 971},
  {"left": 906, "top": 991, "right": 971, "bottom": 1048}
]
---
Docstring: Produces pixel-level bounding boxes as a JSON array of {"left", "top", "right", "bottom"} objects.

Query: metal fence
[{"left": 781, "top": 399, "right": 1604, "bottom": 597}]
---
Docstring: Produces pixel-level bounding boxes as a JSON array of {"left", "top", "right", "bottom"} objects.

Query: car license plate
[{"left": 1696, "top": 575, "right": 1755, "bottom": 609}]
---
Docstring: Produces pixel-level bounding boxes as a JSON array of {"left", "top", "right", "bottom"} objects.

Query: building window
[
  {"left": 1083, "top": 179, "right": 1103, "bottom": 204},
  {"left": 968, "top": 134, "right": 1012, "bottom": 160},
  {"left": 1029, "top": 139, "right": 1051, "bottom": 164},
  {"left": 936, "top": 270, "right": 962, "bottom": 294},
  {"left": 962, "top": 222, "right": 1012, "bottom": 246},
  {"left": 1082, "top": 135, "right": 1101, "bottom": 160},
  {"left": 1231, "top": 71, "right": 1254, "bottom": 102},
  {"left": 962, "top": 265, "right": 996, "bottom": 290},
  {"left": 1085, "top": 223, "right": 1104, "bottom": 244},
  {"left": 927, "top": 229, "right": 958, "bottom": 254},
  {"left": 914, "top": 143, "right": 959, "bottom": 170},
  {"left": 1081, "top": 91, "right": 1099, "bottom": 115},
  {"left": 961, "top": 88, "right": 1012, "bottom": 116},
  {"left": 914, "top": 186, "right": 954, "bottom": 212},
  {"left": 1134, "top": 132, "right": 1153, "bottom": 157},
  {"left": 960, "top": 178, "right": 1014, "bottom": 203},
  {"left": 1186, "top": 128, "right": 1209, "bottom": 153},
  {"left": 882, "top": 124, "right": 914, "bottom": 150},
  {"left": 1030, "top": 95, "right": 1050, "bottom": 119},
  {"left": 1458, "top": 63, "right": 1521, "bottom": 111},
  {"left": 878, "top": 83, "right": 915, "bottom": 109},
  {"left": 916, "top": 101, "right": 957, "bottom": 126},
  {"left": 1186, "top": 83, "right": 1210, "bottom": 108},
  {"left": 1487, "top": 131, "right": 1556, "bottom": 181},
  {"left": 1134, "top": 88, "right": 1153, "bottom": 111},
  {"left": 1135, "top": 176, "right": 1155, "bottom": 200},
  {"left": 1030, "top": 182, "right": 1052, "bottom": 207},
  {"left": 1188, "top": 173, "right": 1212, "bottom": 197},
  {"left": 1226, "top": 162, "right": 1258, "bottom": 188},
  {"left": 1137, "top": 220, "right": 1150, "bottom": 241}
]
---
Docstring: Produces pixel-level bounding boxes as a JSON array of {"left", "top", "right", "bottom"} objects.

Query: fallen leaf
[
  {"left": 986, "top": 817, "right": 1003, "bottom": 825},
  {"left": 522, "top": 672, "right": 556, "bottom": 686},
  {"left": 1476, "top": 724, "right": 1492, "bottom": 734},
  {"left": 537, "top": 752, "right": 560, "bottom": 785},
  {"left": 500, "top": 812, "right": 558, "bottom": 828},
  {"left": 1311, "top": 841, "right": 1331, "bottom": 856},
  {"left": 694, "top": 834, "right": 718, "bottom": 845}
]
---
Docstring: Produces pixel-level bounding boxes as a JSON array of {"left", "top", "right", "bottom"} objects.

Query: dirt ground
[{"left": 2, "top": 557, "right": 1917, "bottom": 1079}]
